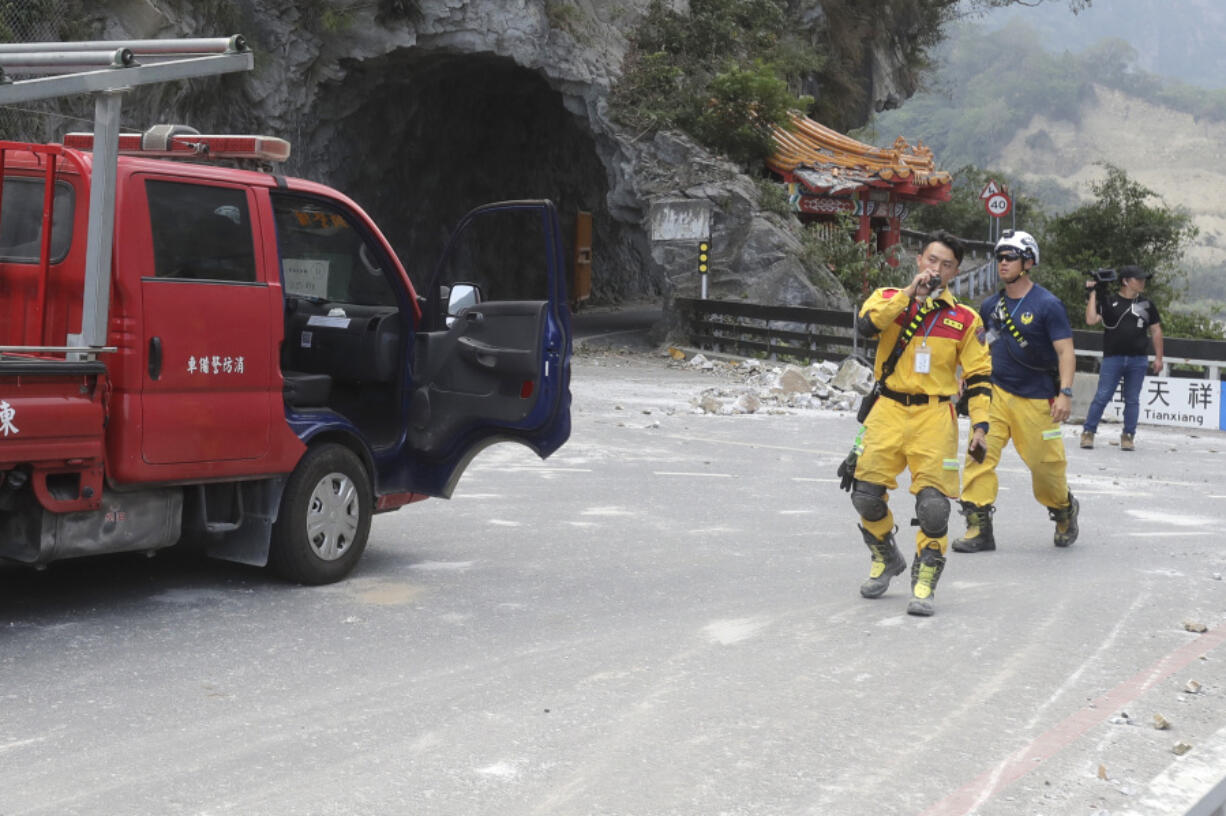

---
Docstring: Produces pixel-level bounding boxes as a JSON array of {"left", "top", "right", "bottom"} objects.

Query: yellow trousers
[
  {"left": 855, "top": 397, "right": 960, "bottom": 554},
  {"left": 961, "top": 385, "right": 1070, "bottom": 510}
]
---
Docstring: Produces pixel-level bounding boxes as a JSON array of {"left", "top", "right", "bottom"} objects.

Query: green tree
[
  {"left": 798, "top": 213, "right": 906, "bottom": 302},
  {"left": 611, "top": 0, "right": 820, "bottom": 167},
  {"left": 692, "top": 62, "right": 801, "bottom": 168},
  {"left": 612, "top": 0, "right": 1092, "bottom": 168}
]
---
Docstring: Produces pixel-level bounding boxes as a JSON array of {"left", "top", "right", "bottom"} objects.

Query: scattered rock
[
  {"left": 814, "top": 360, "right": 840, "bottom": 382},
  {"left": 730, "top": 393, "right": 761, "bottom": 414},
  {"left": 1153, "top": 714, "right": 1171, "bottom": 730},
  {"left": 1183, "top": 621, "right": 1209, "bottom": 633},
  {"left": 1097, "top": 764, "right": 1109, "bottom": 780},
  {"left": 1184, "top": 680, "right": 1202, "bottom": 694},
  {"left": 776, "top": 366, "right": 812, "bottom": 395},
  {"left": 832, "top": 357, "right": 875, "bottom": 395},
  {"left": 1172, "top": 742, "right": 1193, "bottom": 756}
]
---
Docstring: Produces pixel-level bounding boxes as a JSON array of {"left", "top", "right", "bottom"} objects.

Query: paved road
[
  {"left": 572, "top": 302, "right": 662, "bottom": 353},
  {"left": 2, "top": 350, "right": 1224, "bottom": 815}
]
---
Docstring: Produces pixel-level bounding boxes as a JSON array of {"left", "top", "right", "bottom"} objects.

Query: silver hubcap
[{"left": 305, "top": 471, "right": 360, "bottom": 561}]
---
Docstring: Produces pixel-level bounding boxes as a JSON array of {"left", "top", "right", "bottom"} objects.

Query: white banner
[{"left": 1102, "top": 376, "right": 1222, "bottom": 431}]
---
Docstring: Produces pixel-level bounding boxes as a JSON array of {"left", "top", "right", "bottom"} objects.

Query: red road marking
[{"left": 920, "top": 624, "right": 1226, "bottom": 816}]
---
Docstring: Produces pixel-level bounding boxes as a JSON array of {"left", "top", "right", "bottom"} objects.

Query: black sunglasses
[{"left": 995, "top": 251, "right": 1022, "bottom": 262}]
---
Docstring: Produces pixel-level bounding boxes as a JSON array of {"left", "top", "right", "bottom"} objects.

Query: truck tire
[{"left": 270, "top": 443, "right": 372, "bottom": 585}]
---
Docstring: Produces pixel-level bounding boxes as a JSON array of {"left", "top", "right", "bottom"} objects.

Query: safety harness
[
  {"left": 993, "top": 297, "right": 1030, "bottom": 349},
  {"left": 856, "top": 297, "right": 945, "bottom": 422},
  {"left": 878, "top": 299, "right": 948, "bottom": 400},
  {"left": 991, "top": 291, "right": 1060, "bottom": 394}
]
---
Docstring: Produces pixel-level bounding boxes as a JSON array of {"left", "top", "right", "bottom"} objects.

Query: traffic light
[{"left": 699, "top": 241, "right": 709, "bottom": 274}]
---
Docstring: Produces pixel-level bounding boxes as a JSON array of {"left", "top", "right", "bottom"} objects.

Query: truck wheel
[{"left": 270, "top": 443, "right": 372, "bottom": 585}]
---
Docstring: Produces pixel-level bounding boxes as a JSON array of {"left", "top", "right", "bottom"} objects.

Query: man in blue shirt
[{"left": 953, "top": 230, "right": 1080, "bottom": 552}]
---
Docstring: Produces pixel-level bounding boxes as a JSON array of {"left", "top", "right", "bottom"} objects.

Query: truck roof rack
[{"left": 0, "top": 36, "right": 253, "bottom": 356}]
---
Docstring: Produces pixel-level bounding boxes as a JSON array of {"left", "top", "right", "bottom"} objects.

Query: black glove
[{"left": 837, "top": 450, "right": 858, "bottom": 492}]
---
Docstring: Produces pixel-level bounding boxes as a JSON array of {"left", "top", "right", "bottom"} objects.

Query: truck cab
[{"left": 0, "top": 123, "right": 571, "bottom": 584}]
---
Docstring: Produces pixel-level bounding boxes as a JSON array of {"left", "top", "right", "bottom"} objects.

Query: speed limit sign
[{"left": 985, "top": 192, "right": 1012, "bottom": 218}]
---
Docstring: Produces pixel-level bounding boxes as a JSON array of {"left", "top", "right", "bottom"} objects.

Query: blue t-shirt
[{"left": 980, "top": 283, "right": 1073, "bottom": 399}]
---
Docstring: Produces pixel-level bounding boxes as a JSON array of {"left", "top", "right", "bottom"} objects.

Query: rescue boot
[
  {"left": 951, "top": 502, "right": 995, "bottom": 553},
  {"left": 1049, "top": 491, "right": 1080, "bottom": 548},
  {"left": 858, "top": 525, "right": 906, "bottom": 599},
  {"left": 907, "top": 547, "right": 946, "bottom": 617},
  {"left": 1080, "top": 430, "right": 1094, "bottom": 449}
]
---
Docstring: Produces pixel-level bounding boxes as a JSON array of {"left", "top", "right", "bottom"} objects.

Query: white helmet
[{"left": 995, "top": 229, "right": 1040, "bottom": 266}]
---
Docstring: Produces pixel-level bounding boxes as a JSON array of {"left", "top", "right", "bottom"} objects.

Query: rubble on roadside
[{"left": 666, "top": 349, "right": 876, "bottom": 416}]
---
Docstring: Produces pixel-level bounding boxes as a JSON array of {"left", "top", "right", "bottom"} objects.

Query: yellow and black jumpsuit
[{"left": 852, "top": 287, "right": 992, "bottom": 555}]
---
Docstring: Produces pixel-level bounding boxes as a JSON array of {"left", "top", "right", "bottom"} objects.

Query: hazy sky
[{"left": 967, "top": 0, "right": 1226, "bottom": 90}]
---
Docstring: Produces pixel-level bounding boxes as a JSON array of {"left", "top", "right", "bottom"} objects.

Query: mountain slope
[{"left": 997, "top": 84, "right": 1226, "bottom": 268}]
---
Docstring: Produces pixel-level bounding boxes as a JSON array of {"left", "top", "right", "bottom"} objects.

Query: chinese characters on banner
[{"left": 1103, "top": 376, "right": 1223, "bottom": 431}]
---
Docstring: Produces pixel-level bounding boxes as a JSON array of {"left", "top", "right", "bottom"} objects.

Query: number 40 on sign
[{"left": 980, "top": 179, "right": 1012, "bottom": 218}]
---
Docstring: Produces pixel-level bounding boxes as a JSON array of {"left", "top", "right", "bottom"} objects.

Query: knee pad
[
  {"left": 915, "top": 487, "right": 950, "bottom": 537},
  {"left": 851, "top": 481, "right": 888, "bottom": 521}
]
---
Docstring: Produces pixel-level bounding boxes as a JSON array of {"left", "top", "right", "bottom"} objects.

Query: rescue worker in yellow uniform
[
  {"left": 953, "top": 229, "right": 1079, "bottom": 552},
  {"left": 846, "top": 231, "right": 992, "bottom": 616}
]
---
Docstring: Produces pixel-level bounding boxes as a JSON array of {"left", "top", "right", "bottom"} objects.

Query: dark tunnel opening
[{"left": 309, "top": 51, "right": 654, "bottom": 305}]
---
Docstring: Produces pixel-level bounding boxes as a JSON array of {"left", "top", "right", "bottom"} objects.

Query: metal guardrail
[
  {"left": 675, "top": 297, "right": 862, "bottom": 364},
  {"left": 677, "top": 297, "right": 1226, "bottom": 379}
]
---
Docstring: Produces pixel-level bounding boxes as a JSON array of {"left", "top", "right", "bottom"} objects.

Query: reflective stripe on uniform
[
  {"left": 943, "top": 458, "right": 959, "bottom": 470},
  {"left": 1041, "top": 428, "right": 1063, "bottom": 441}
]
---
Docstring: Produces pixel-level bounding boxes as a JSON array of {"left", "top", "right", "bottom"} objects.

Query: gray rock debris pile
[{"left": 678, "top": 354, "right": 876, "bottom": 416}]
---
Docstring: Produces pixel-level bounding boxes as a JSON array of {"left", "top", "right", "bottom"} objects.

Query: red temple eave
[
  {"left": 893, "top": 181, "right": 952, "bottom": 202},
  {"left": 766, "top": 114, "right": 954, "bottom": 271},
  {"left": 767, "top": 113, "right": 953, "bottom": 207}
]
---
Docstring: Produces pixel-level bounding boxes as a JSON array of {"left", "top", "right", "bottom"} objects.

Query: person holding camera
[
  {"left": 841, "top": 231, "right": 991, "bottom": 616},
  {"left": 953, "top": 229, "right": 1080, "bottom": 554},
  {"left": 1080, "top": 265, "right": 1164, "bottom": 451}
]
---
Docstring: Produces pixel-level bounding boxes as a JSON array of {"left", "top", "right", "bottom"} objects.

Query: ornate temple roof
[{"left": 767, "top": 114, "right": 952, "bottom": 202}]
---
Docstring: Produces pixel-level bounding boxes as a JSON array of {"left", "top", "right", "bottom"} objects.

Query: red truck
[{"left": 0, "top": 37, "right": 572, "bottom": 583}]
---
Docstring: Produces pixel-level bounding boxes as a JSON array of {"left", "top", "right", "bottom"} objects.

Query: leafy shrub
[{"left": 798, "top": 213, "right": 905, "bottom": 302}]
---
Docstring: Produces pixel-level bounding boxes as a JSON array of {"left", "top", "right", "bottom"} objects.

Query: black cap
[{"left": 1118, "top": 265, "right": 1152, "bottom": 280}]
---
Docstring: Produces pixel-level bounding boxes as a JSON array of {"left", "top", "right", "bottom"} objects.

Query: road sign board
[
  {"left": 985, "top": 192, "right": 1012, "bottom": 218},
  {"left": 979, "top": 179, "right": 1001, "bottom": 199}
]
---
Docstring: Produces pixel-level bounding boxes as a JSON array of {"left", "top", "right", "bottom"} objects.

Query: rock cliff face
[{"left": 87, "top": 0, "right": 921, "bottom": 314}]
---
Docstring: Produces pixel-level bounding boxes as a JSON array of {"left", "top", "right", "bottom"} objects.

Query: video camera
[{"left": 1087, "top": 268, "right": 1117, "bottom": 283}]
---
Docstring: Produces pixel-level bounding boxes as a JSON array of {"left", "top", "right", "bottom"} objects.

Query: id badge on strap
[{"left": 914, "top": 343, "right": 931, "bottom": 374}]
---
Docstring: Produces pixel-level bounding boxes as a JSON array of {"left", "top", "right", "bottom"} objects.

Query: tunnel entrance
[{"left": 309, "top": 51, "right": 654, "bottom": 304}]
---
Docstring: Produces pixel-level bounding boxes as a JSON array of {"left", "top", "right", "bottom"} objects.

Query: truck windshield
[{"left": 0, "top": 177, "right": 74, "bottom": 264}]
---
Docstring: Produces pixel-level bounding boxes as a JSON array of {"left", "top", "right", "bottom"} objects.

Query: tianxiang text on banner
[{"left": 1103, "top": 376, "right": 1222, "bottom": 431}]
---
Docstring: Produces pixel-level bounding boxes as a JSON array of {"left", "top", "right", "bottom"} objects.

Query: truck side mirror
[{"left": 444, "top": 282, "right": 482, "bottom": 327}]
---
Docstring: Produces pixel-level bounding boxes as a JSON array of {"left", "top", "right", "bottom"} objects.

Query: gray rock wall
[{"left": 75, "top": 0, "right": 899, "bottom": 314}]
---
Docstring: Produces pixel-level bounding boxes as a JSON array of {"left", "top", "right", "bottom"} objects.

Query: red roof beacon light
[{"left": 63, "top": 124, "right": 291, "bottom": 163}]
